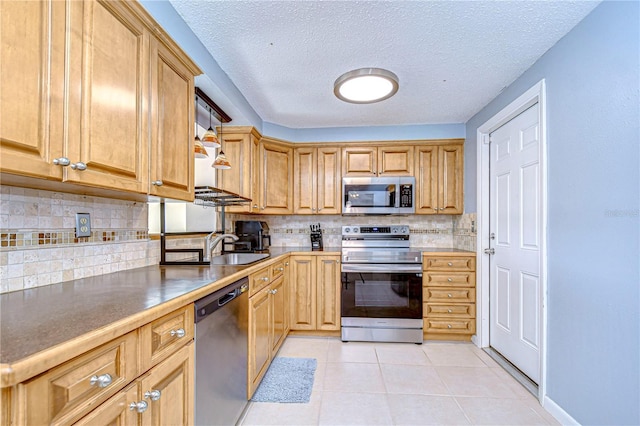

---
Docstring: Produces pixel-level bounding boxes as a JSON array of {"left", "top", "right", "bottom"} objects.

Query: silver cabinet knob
[
  {"left": 447, "top": 278, "right": 453, "bottom": 282},
  {"left": 152, "top": 180, "right": 163, "bottom": 186},
  {"left": 70, "top": 161, "right": 87, "bottom": 171},
  {"left": 170, "top": 328, "right": 186, "bottom": 338},
  {"left": 253, "top": 204, "right": 258, "bottom": 209},
  {"left": 318, "top": 208, "right": 322, "bottom": 212},
  {"left": 285, "top": 262, "right": 289, "bottom": 266},
  {"left": 447, "top": 309, "right": 452, "bottom": 313},
  {"left": 433, "top": 208, "right": 438, "bottom": 212},
  {"left": 53, "top": 157, "right": 70, "bottom": 166},
  {"left": 276, "top": 267, "right": 284, "bottom": 272},
  {"left": 144, "top": 389, "right": 162, "bottom": 401},
  {"left": 272, "top": 289, "right": 278, "bottom": 294},
  {"left": 129, "top": 400, "right": 148, "bottom": 413},
  {"left": 447, "top": 324, "right": 452, "bottom": 329},
  {"left": 89, "top": 373, "right": 113, "bottom": 388},
  {"left": 447, "top": 262, "right": 453, "bottom": 266},
  {"left": 262, "top": 277, "right": 269, "bottom": 282},
  {"left": 447, "top": 293, "right": 452, "bottom": 298}
]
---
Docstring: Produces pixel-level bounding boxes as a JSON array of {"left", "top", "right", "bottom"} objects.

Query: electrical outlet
[{"left": 76, "top": 213, "right": 91, "bottom": 237}]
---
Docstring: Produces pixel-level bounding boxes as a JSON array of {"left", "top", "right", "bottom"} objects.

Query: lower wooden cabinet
[
  {"left": 11, "top": 306, "right": 195, "bottom": 426},
  {"left": 289, "top": 254, "right": 341, "bottom": 331},
  {"left": 423, "top": 254, "right": 477, "bottom": 340},
  {"left": 248, "top": 265, "right": 289, "bottom": 398}
]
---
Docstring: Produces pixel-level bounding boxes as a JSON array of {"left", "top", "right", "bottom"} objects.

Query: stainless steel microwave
[{"left": 342, "top": 176, "right": 415, "bottom": 215}]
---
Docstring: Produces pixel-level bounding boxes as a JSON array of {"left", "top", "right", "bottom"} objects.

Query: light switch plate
[{"left": 75, "top": 213, "right": 91, "bottom": 237}]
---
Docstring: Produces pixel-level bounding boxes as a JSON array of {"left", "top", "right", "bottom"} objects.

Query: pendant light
[
  {"left": 194, "top": 96, "right": 208, "bottom": 158},
  {"left": 211, "top": 120, "right": 231, "bottom": 169},
  {"left": 201, "top": 106, "right": 220, "bottom": 148}
]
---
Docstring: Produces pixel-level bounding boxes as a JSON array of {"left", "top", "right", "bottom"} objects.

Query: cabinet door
[
  {"left": 74, "top": 383, "right": 138, "bottom": 426},
  {"left": 415, "top": 145, "right": 438, "bottom": 214},
  {"left": 293, "top": 147, "right": 317, "bottom": 214},
  {"left": 0, "top": 0, "right": 65, "bottom": 179},
  {"left": 217, "top": 128, "right": 259, "bottom": 213},
  {"left": 260, "top": 141, "right": 293, "bottom": 213},
  {"left": 271, "top": 276, "right": 287, "bottom": 356},
  {"left": 317, "top": 147, "right": 342, "bottom": 214},
  {"left": 342, "top": 147, "right": 377, "bottom": 176},
  {"left": 248, "top": 287, "right": 271, "bottom": 397},
  {"left": 289, "top": 256, "right": 317, "bottom": 330},
  {"left": 316, "top": 256, "right": 341, "bottom": 331},
  {"left": 139, "top": 342, "right": 194, "bottom": 426},
  {"left": 139, "top": 305, "right": 194, "bottom": 373},
  {"left": 65, "top": 0, "right": 149, "bottom": 193},
  {"left": 149, "top": 35, "right": 195, "bottom": 201},
  {"left": 438, "top": 144, "right": 464, "bottom": 214},
  {"left": 378, "top": 146, "right": 413, "bottom": 176}
]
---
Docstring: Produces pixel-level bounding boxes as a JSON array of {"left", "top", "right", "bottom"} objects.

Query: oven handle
[{"left": 341, "top": 263, "right": 423, "bottom": 273}]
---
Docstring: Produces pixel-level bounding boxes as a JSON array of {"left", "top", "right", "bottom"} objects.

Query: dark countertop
[{"left": 0, "top": 245, "right": 472, "bottom": 371}]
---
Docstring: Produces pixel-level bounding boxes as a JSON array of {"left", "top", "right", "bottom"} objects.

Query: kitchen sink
[{"left": 209, "top": 253, "right": 270, "bottom": 265}]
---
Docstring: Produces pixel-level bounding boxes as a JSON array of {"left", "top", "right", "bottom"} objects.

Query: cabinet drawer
[
  {"left": 425, "top": 303, "right": 476, "bottom": 319},
  {"left": 140, "top": 305, "right": 194, "bottom": 372},
  {"left": 424, "top": 287, "right": 476, "bottom": 303},
  {"left": 19, "top": 331, "right": 138, "bottom": 425},
  {"left": 423, "top": 256, "right": 475, "bottom": 271},
  {"left": 250, "top": 266, "right": 271, "bottom": 296},
  {"left": 271, "top": 260, "right": 286, "bottom": 280},
  {"left": 425, "top": 318, "right": 476, "bottom": 334},
  {"left": 424, "top": 272, "right": 475, "bottom": 287}
]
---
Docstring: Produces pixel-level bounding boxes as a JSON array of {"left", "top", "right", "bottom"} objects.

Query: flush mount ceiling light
[{"left": 334, "top": 68, "right": 399, "bottom": 104}]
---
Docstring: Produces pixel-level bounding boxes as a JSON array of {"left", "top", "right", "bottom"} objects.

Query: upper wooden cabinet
[
  {"left": 258, "top": 139, "right": 293, "bottom": 214},
  {"left": 293, "top": 146, "right": 341, "bottom": 214},
  {"left": 148, "top": 34, "right": 198, "bottom": 201},
  {"left": 415, "top": 142, "right": 464, "bottom": 214},
  {"left": 0, "top": 0, "right": 200, "bottom": 201},
  {"left": 0, "top": 0, "right": 66, "bottom": 180},
  {"left": 342, "top": 145, "right": 413, "bottom": 176},
  {"left": 216, "top": 127, "right": 261, "bottom": 213}
]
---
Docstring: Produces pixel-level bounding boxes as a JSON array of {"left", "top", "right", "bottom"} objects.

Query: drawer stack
[{"left": 423, "top": 254, "right": 476, "bottom": 341}]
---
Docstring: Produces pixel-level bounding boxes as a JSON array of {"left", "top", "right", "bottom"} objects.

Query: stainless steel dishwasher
[{"left": 194, "top": 276, "right": 249, "bottom": 426}]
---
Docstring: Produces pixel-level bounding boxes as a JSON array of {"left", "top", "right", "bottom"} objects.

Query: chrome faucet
[{"left": 204, "top": 233, "right": 239, "bottom": 261}]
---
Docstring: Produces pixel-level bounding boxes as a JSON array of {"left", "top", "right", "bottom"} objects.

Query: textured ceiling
[{"left": 170, "top": 0, "right": 599, "bottom": 129}]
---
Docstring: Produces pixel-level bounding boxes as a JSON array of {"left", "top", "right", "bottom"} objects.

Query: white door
[{"left": 489, "top": 103, "right": 541, "bottom": 383}]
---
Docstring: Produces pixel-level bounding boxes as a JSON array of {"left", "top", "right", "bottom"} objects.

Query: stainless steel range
[{"left": 341, "top": 225, "right": 423, "bottom": 344}]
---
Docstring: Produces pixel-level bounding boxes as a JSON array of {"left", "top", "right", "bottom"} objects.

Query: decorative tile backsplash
[
  {"left": 0, "top": 185, "right": 159, "bottom": 294},
  {"left": 229, "top": 214, "right": 457, "bottom": 248},
  {"left": 453, "top": 212, "right": 477, "bottom": 252}
]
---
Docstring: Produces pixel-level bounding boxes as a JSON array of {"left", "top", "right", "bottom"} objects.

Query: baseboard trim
[{"left": 543, "top": 395, "right": 580, "bottom": 425}]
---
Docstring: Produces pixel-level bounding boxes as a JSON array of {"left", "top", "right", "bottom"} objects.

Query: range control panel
[{"left": 342, "top": 225, "right": 410, "bottom": 236}]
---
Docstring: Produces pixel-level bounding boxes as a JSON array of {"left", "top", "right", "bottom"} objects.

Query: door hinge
[
  {"left": 484, "top": 248, "right": 495, "bottom": 255},
  {"left": 482, "top": 134, "right": 491, "bottom": 145}
]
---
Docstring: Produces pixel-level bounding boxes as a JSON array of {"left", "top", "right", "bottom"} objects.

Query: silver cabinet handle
[
  {"left": 270, "top": 289, "right": 278, "bottom": 295},
  {"left": 89, "top": 373, "right": 113, "bottom": 388},
  {"left": 261, "top": 277, "right": 269, "bottom": 281},
  {"left": 433, "top": 208, "right": 438, "bottom": 212},
  {"left": 253, "top": 204, "right": 258, "bottom": 209},
  {"left": 447, "top": 293, "right": 452, "bottom": 298},
  {"left": 170, "top": 328, "right": 186, "bottom": 338},
  {"left": 285, "top": 262, "right": 289, "bottom": 266},
  {"left": 447, "top": 324, "right": 452, "bottom": 329},
  {"left": 447, "top": 309, "right": 452, "bottom": 313},
  {"left": 447, "top": 262, "right": 453, "bottom": 266},
  {"left": 152, "top": 180, "right": 163, "bottom": 186},
  {"left": 144, "top": 389, "right": 162, "bottom": 401},
  {"left": 318, "top": 208, "right": 322, "bottom": 212},
  {"left": 53, "top": 157, "right": 70, "bottom": 166},
  {"left": 129, "top": 400, "right": 148, "bottom": 413},
  {"left": 447, "top": 278, "right": 453, "bottom": 282},
  {"left": 276, "top": 267, "right": 284, "bottom": 272},
  {"left": 70, "top": 162, "right": 87, "bottom": 171}
]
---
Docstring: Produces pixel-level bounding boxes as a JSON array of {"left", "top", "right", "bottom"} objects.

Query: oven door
[{"left": 340, "top": 264, "right": 423, "bottom": 319}]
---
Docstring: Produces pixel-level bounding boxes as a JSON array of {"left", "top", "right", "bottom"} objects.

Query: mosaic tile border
[
  {"left": 0, "top": 229, "right": 149, "bottom": 249},
  {"left": 270, "top": 227, "right": 452, "bottom": 235}
]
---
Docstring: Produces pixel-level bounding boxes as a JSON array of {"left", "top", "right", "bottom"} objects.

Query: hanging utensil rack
[{"left": 159, "top": 186, "right": 251, "bottom": 265}]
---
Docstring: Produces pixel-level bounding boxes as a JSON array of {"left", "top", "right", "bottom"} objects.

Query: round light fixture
[{"left": 334, "top": 68, "right": 399, "bottom": 104}]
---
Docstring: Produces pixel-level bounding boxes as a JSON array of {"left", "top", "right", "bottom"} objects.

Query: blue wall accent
[
  {"left": 263, "top": 122, "right": 465, "bottom": 142},
  {"left": 465, "top": 2, "right": 639, "bottom": 424}
]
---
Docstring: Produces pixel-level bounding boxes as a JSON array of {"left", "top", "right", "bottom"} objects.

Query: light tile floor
[{"left": 240, "top": 337, "right": 560, "bottom": 426}]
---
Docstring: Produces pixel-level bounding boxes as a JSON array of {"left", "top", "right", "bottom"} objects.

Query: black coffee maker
[{"left": 224, "top": 221, "right": 271, "bottom": 253}]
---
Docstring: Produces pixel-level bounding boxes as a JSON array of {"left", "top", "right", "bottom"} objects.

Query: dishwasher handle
[{"left": 194, "top": 277, "right": 249, "bottom": 323}]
